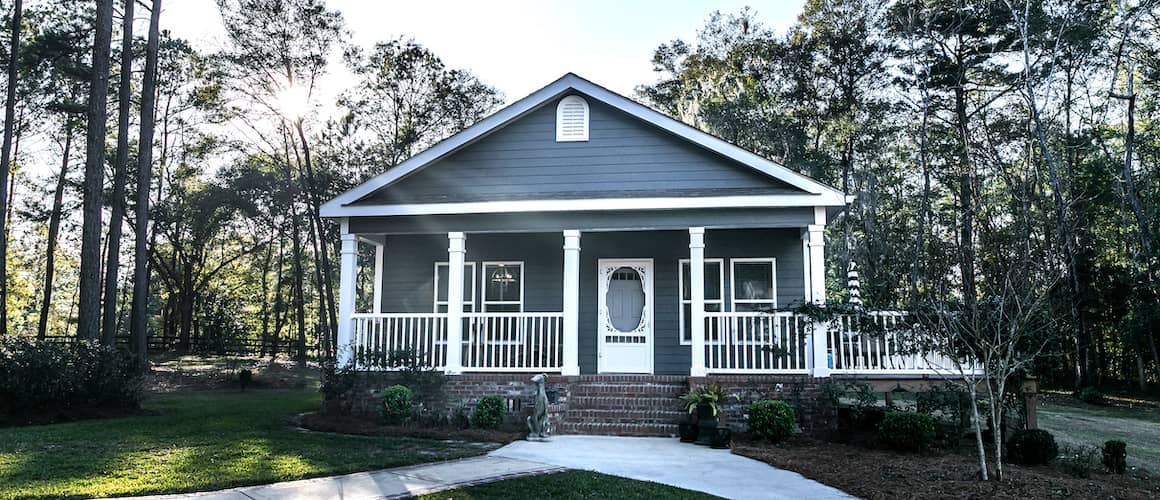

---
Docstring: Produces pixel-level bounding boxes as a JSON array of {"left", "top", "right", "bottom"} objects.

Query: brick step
[
  {"left": 567, "top": 396, "right": 684, "bottom": 411},
  {"left": 567, "top": 384, "right": 688, "bottom": 397},
  {"left": 565, "top": 408, "right": 686, "bottom": 424},
  {"left": 555, "top": 421, "right": 679, "bottom": 437}
]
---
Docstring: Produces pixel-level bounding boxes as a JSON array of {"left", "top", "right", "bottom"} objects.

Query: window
[
  {"left": 678, "top": 259, "right": 724, "bottom": 344},
  {"left": 482, "top": 262, "right": 524, "bottom": 312},
  {"left": 434, "top": 262, "right": 476, "bottom": 312},
  {"left": 731, "top": 258, "right": 777, "bottom": 312},
  {"left": 555, "top": 95, "right": 589, "bottom": 142}
]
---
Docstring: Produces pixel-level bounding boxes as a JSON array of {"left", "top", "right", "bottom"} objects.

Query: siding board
[
  {"left": 374, "top": 229, "right": 806, "bottom": 376},
  {"left": 354, "top": 95, "right": 806, "bottom": 204}
]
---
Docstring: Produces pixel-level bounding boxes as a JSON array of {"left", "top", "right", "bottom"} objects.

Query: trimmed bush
[
  {"left": 747, "top": 400, "right": 795, "bottom": 443},
  {"left": 1076, "top": 386, "right": 1104, "bottom": 405},
  {"left": 1006, "top": 429, "right": 1058, "bottom": 466},
  {"left": 0, "top": 337, "right": 143, "bottom": 418},
  {"left": 472, "top": 396, "right": 507, "bottom": 429},
  {"left": 876, "top": 411, "right": 935, "bottom": 452},
  {"left": 1103, "top": 440, "right": 1127, "bottom": 474},
  {"left": 380, "top": 385, "right": 413, "bottom": 424}
]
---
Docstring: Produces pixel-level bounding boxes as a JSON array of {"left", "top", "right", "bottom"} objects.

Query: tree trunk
[
  {"left": 968, "top": 381, "right": 989, "bottom": 480},
  {"left": 37, "top": 125, "right": 73, "bottom": 340},
  {"left": 130, "top": 0, "right": 162, "bottom": 368},
  {"left": 294, "top": 121, "right": 338, "bottom": 357},
  {"left": 101, "top": 0, "right": 136, "bottom": 346},
  {"left": 954, "top": 86, "right": 976, "bottom": 309},
  {"left": 78, "top": 0, "right": 115, "bottom": 340},
  {"left": 0, "top": 0, "right": 23, "bottom": 336}
]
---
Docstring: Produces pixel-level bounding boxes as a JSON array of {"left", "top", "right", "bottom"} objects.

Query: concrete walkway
[
  {"left": 491, "top": 435, "right": 854, "bottom": 500},
  {"left": 128, "top": 455, "right": 563, "bottom": 500}
]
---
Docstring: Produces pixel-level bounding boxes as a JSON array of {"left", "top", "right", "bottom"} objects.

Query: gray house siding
[
  {"left": 354, "top": 94, "right": 806, "bottom": 205},
  {"left": 347, "top": 207, "right": 816, "bottom": 235},
  {"left": 375, "top": 228, "right": 805, "bottom": 375}
]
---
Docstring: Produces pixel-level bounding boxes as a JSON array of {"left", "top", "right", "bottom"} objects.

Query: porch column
[
  {"left": 562, "top": 230, "right": 581, "bottom": 376},
  {"left": 806, "top": 223, "right": 830, "bottom": 377},
  {"left": 372, "top": 240, "right": 385, "bottom": 314},
  {"left": 337, "top": 220, "right": 358, "bottom": 367},
  {"left": 445, "top": 232, "right": 466, "bottom": 375},
  {"left": 689, "top": 227, "right": 707, "bottom": 377}
]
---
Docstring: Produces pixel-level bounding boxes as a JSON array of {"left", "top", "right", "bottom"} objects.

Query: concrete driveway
[{"left": 491, "top": 435, "right": 854, "bottom": 500}]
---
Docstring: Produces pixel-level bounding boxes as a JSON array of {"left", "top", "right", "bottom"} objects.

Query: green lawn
[
  {"left": 419, "top": 470, "right": 722, "bottom": 500},
  {"left": 1039, "top": 401, "right": 1160, "bottom": 472},
  {"left": 0, "top": 390, "right": 494, "bottom": 499}
]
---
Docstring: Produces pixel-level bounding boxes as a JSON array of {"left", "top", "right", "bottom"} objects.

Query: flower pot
[
  {"left": 678, "top": 422, "right": 699, "bottom": 443},
  {"left": 694, "top": 404, "right": 718, "bottom": 445},
  {"left": 710, "top": 427, "right": 732, "bottom": 449}
]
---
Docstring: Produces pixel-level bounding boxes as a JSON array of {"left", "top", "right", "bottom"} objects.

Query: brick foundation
[{"left": 333, "top": 371, "right": 837, "bottom": 437}]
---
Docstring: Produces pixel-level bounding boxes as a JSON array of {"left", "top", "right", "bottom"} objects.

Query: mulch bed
[
  {"left": 733, "top": 438, "right": 1160, "bottom": 500},
  {"left": 298, "top": 411, "right": 524, "bottom": 444}
]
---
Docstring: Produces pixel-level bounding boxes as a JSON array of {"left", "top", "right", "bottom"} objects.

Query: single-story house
[{"left": 320, "top": 74, "right": 946, "bottom": 434}]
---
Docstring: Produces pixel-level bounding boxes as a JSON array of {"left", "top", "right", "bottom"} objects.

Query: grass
[
  {"left": 1039, "top": 400, "right": 1160, "bottom": 472},
  {"left": 419, "top": 470, "right": 722, "bottom": 499},
  {"left": 0, "top": 389, "right": 494, "bottom": 499}
]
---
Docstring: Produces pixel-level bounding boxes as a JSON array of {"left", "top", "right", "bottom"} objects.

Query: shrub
[
  {"left": 1102, "top": 440, "right": 1127, "bottom": 474},
  {"left": 1058, "top": 444, "right": 1101, "bottom": 478},
  {"left": 747, "top": 400, "right": 795, "bottom": 443},
  {"left": 1076, "top": 386, "right": 1104, "bottom": 405},
  {"left": 472, "top": 396, "right": 507, "bottom": 429},
  {"left": 0, "top": 337, "right": 143, "bottom": 418},
  {"left": 1006, "top": 429, "right": 1058, "bottom": 466},
  {"left": 876, "top": 411, "right": 935, "bottom": 452},
  {"left": 380, "top": 385, "right": 414, "bottom": 424}
]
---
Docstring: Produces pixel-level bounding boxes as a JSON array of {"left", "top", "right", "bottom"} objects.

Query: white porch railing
[
  {"left": 703, "top": 311, "right": 809, "bottom": 374},
  {"left": 828, "top": 311, "right": 960, "bottom": 375},
  {"left": 351, "top": 313, "right": 448, "bottom": 370},
  {"left": 462, "top": 312, "right": 564, "bottom": 372}
]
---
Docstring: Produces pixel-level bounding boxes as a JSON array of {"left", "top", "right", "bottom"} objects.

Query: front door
[{"left": 597, "top": 259, "right": 653, "bottom": 373}]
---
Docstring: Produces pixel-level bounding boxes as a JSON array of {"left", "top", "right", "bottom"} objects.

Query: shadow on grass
[{"left": 0, "top": 390, "right": 489, "bottom": 499}]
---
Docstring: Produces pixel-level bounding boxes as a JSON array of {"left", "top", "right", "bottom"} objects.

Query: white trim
[
  {"left": 320, "top": 73, "right": 846, "bottom": 216},
  {"left": 434, "top": 261, "right": 477, "bottom": 313},
  {"left": 481, "top": 261, "right": 525, "bottom": 313},
  {"left": 372, "top": 242, "right": 385, "bottom": 314},
  {"left": 322, "top": 193, "right": 847, "bottom": 217},
  {"left": 556, "top": 95, "right": 589, "bottom": 142},
  {"left": 730, "top": 258, "right": 779, "bottom": 311},
  {"left": 678, "top": 258, "right": 724, "bottom": 345}
]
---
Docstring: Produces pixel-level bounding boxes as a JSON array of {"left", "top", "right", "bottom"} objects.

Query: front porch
[{"left": 335, "top": 224, "right": 953, "bottom": 378}]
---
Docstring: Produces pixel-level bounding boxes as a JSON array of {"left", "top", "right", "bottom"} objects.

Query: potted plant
[
  {"left": 681, "top": 383, "right": 723, "bottom": 445},
  {"left": 678, "top": 414, "right": 699, "bottom": 443}
]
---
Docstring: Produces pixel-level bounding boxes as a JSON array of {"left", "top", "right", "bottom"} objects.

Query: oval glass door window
[{"left": 607, "top": 267, "right": 645, "bottom": 332}]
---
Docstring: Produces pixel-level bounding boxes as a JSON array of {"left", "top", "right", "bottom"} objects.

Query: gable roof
[{"left": 321, "top": 73, "right": 849, "bottom": 218}]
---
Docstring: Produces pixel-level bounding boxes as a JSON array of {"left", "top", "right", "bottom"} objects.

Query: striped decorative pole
[{"left": 847, "top": 261, "right": 862, "bottom": 310}]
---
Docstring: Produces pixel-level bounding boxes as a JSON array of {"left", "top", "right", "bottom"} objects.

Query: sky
[{"left": 164, "top": 0, "right": 806, "bottom": 103}]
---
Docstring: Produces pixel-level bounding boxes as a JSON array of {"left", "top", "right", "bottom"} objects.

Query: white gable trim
[
  {"left": 321, "top": 193, "right": 851, "bottom": 218},
  {"left": 320, "top": 73, "right": 846, "bottom": 216}
]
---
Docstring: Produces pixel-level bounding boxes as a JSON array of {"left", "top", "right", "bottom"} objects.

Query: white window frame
[
  {"left": 433, "top": 261, "right": 477, "bottom": 313},
  {"left": 678, "top": 258, "right": 725, "bottom": 345},
  {"left": 730, "top": 258, "right": 778, "bottom": 311},
  {"left": 555, "top": 95, "right": 589, "bottom": 142},
  {"left": 481, "top": 261, "right": 525, "bottom": 312}
]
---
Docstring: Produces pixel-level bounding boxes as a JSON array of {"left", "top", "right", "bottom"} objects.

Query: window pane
[
  {"left": 705, "top": 262, "right": 722, "bottom": 300},
  {"left": 735, "top": 302, "right": 774, "bottom": 313},
  {"left": 436, "top": 264, "right": 473, "bottom": 302},
  {"left": 485, "top": 264, "right": 521, "bottom": 302},
  {"left": 681, "top": 261, "right": 722, "bottom": 300},
  {"left": 485, "top": 303, "right": 521, "bottom": 313},
  {"left": 682, "top": 303, "right": 691, "bottom": 342},
  {"left": 734, "top": 262, "right": 773, "bottom": 301}
]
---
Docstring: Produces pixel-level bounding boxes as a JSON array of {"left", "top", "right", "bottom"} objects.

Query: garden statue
[{"left": 527, "top": 373, "right": 551, "bottom": 440}]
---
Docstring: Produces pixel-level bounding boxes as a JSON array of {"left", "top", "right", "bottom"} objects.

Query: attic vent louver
[{"left": 555, "top": 95, "right": 589, "bottom": 142}]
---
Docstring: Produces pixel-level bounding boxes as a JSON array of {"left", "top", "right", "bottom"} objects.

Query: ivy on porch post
[
  {"left": 807, "top": 222, "right": 830, "bottom": 377},
  {"left": 562, "top": 230, "right": 581, "bottom": 376},
  {"left": 689, "top": 227, "right": 707, "bottom": 377},
  {"left": 337, "top": 219, "right": 358, "bottom": 367},
  {"left": 445, "top": 232, "right": 466, "bottom": 375}
]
